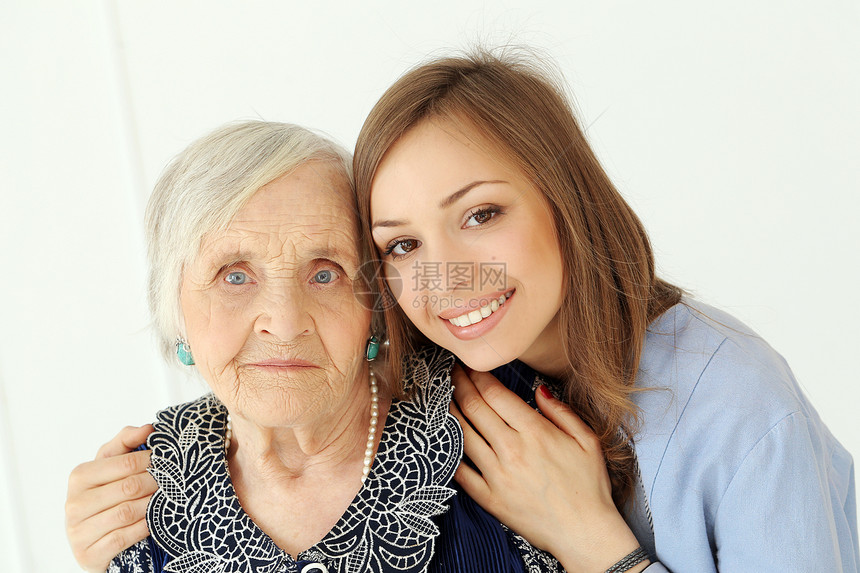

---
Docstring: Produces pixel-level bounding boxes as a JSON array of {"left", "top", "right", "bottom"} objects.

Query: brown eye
[
  {"left": 464, "top": 206, "right": 502, "bottom": 228},
  {"left": 398, "top": 239, "right": 419, "bottom": 253},
  {"left": 385, "top": 238, "right": 421, "bottom": 258},
  {"left": 473, "top": 211, "right": 492, "bottom": 224}
]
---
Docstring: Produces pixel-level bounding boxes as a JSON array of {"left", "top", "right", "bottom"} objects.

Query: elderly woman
[{"left": 70, "top": 120, "right": 485, "bottom": 573}]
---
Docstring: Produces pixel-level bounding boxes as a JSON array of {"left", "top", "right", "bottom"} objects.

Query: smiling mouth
[{"left": 444, "top": 290, "right": 513, "bottom": 327}]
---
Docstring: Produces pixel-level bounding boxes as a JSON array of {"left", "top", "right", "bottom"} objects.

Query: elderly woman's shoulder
[
  {"left": 148, "top": 394, "right": 226, "bottom": 443},
  {"left": 399, "top": 344, "right": 457, "bottom": 394},
  {"left": 152, "top": 393, "right": 224, "bottom": 419}
]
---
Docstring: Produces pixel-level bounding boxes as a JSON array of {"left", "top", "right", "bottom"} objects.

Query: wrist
[
  {"left": 551, "top": 511, "right": 643, "bottom": 573},
  {"left": 602, "top": 547, "right": 650, "bottom": 573}
]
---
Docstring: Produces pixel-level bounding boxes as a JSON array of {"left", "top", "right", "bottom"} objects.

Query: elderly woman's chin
[
  {"left": 197, "top": 358, "right": 362, "bottom": 429},
  {"left": 218, "top": 363, "right": 362, "bottom": 428}
]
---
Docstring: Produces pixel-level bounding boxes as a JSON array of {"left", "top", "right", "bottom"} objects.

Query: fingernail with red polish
[{"left": 538, "top": 384, "right": 553, "bottom": 399}]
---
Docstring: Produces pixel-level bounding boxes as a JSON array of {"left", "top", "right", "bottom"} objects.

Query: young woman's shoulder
[
  {"left": 634, "top": 296, "right": 840, "bottom": 462},
  {"left": 637, "top": 297, "right": 811, "bottom": 423},
  {"left": 629, "top": 298, "right": 857, "bottom": 571}
]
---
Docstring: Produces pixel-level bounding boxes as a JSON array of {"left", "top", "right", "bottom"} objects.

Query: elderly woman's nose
[{"left": 254, "top": 285, "right": 315, "bottom": 340}]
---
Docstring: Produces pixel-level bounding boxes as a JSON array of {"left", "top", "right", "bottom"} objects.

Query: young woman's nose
[{"left": 418, "top": 238, "right": 480, "bottom": 294}]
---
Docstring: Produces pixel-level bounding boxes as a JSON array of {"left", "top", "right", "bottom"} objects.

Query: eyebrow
[
  {"left": 308, "top": 245, "right": 353, "bottom": 262},
  {"left": 371, "top": 180, "right": 506, "bottom": 230},
  {"left": 204, "top": 244, "right": 352, "bottom": 266}
]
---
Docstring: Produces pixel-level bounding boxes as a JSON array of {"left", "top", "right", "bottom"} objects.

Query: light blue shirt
[{"left": 629, "top": 299, "right": 857, "bottom": 572}]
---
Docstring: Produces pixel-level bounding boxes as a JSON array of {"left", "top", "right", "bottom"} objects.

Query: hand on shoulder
[{"left": 65, "top": 424, "right": 156, "bottom": 572}]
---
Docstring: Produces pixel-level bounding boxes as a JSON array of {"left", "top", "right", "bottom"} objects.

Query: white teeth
[
  {"left": 448, "top": 292, "right": 513, "bottom": 328},
  {"left": 505, "top": 291, "right": 512, "bottom": 298}
]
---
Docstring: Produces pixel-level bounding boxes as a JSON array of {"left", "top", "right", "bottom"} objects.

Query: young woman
[{"left": 353, "top": 50, "right": 857, "bottom": 572}]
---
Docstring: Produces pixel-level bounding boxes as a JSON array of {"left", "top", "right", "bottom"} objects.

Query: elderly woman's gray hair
[{"left": 145, "top": 121, "right": 353, "bottom": 361}]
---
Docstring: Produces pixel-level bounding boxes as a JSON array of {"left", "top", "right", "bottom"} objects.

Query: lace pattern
[
  {"left": 111, "top": 346, "right": 462, "bottom": 573},
  {"left": 504, "top": 527, "right": 563, "bottom": 573}
]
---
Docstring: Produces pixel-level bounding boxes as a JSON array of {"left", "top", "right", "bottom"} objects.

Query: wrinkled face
[
  {"left": 180, "top": 162, "right": 371, "bottom": 427},
  {"left": 370, "top": 120, "right": 565, "bottom": 372}
]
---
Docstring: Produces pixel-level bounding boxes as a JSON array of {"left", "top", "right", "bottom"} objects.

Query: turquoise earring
[
  {"left": 365, "top": 335, "right": 380, "bottom": 361},
  {"left": 176, "top": 337, "right": 195, "bottom": 366}
]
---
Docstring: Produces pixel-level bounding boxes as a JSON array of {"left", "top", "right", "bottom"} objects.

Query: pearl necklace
[
  {"left": 362, "top": 371, "right": 380, "bottom": 484},
  {"left": 224, "top": 371, "right": 379, "bottom": 485}
]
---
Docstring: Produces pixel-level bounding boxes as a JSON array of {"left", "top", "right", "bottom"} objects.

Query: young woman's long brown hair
[{"left": 354, "top": 49, "right": 681, "bottom": 508}]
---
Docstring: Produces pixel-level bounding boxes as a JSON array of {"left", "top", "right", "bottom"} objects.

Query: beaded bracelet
[{"left": 604, "top": 546, "right": 649, "bottom": 573}]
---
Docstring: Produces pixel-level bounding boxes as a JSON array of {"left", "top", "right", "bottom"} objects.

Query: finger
[
  {"left": 96, "top": 425, "right": 155, "bottom": 459},
  {"left": 453, "top": 463, "right": 491, "bottom": 507},
  {"left": 452, "top": 365, "right": 513, "bottom": 440},
  {"left": 68, "top": 495, "right": 149, "bottom": 547},
  {"left": 449, "top": 401, "right": 498, "bottom": 469},
  {"left": 80, "top": 516, "right": 150, "bottom": 571},
  {"left": 450, "top": 363, "right": 473, "bottom": 389},
  {"left": 67, "top": 470, "right": 157, "bottom": 524},
  {"left": 85, "top": 496, "right": 150, "bottom": 542},
  {"left": 69, "top": 450, "right": 152, "bottom": 494},
  {"left": 466, "top": 369, "right": 543, "bottom": 431},
  {"left": 535, "top": 385, "right": 601, "bottom": 452}
]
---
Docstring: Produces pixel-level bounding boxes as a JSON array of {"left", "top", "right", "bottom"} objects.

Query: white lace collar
[{"left": 146, "top": 346, "right": 462, "bottom": 573}]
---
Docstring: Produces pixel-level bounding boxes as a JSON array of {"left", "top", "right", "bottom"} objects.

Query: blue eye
[
  {"left": 225, "top": 271, "right": 248, "bottom": 285},
  {"left": 313, "top": 269, "right": 336, "bottom": 284}
]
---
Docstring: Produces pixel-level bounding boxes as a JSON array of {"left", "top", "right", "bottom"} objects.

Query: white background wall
[{"left": 1, "top": 1, "right": 857, "bottom": 570}]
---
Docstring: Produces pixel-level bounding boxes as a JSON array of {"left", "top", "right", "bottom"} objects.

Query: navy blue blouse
[{"left": 431, "top": 359, "right": 551, "bottom": 572}]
